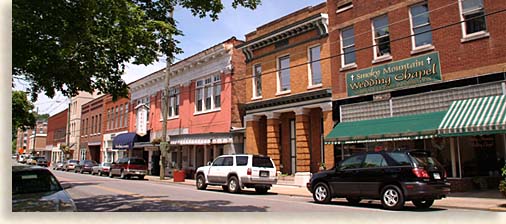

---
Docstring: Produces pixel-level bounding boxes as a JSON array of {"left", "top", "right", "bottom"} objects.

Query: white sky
[{"left": 14, "top": 0, "right": 325, "bottom": 116}]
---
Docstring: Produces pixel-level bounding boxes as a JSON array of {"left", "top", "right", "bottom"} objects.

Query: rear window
[
  {"left": 409, "top": 152, "right": 443, "bottom": 168},
  {"left": 252, "top": 156, "right": 274, "bottom": 168},
  {"left": 386, "top": 152, "right": 412, "bottom": 166},
  {"left": 68, "top": 160, "right": 78, "bottom": 164},
  {"left": 13, "top": 170, "right": 62, "bottom": 194},
  {"left": 236, "top": 156, "right": 248, "bottom": 166},
  {"left": 129, "top": 159, "right": 146, "bottom": 165}
]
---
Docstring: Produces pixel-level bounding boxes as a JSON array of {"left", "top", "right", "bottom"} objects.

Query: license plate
[
  {"left": 433, "top": 173, "right": 441, "bottom": 179},
  {"left": 260, "top": 171, "right": 269, "bottom": 177},
  {"left": 135, "top": 171, "right": 140, "bottom": 174}
]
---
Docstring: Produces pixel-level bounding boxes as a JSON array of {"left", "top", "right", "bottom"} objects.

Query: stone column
[
  {"left": 294, "top": 108, "right": 311, "bottom": 186},
  {"left": 266, "top": 112, "right": 281, "bottom": 171},
  {"left": 321, "top": 102, "right": 335, "bottom": 169}
]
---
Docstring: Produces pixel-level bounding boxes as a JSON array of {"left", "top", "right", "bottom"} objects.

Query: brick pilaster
[
  {"left": 295, "top": 111, "right": 310, "bottom": 172},
  {"left": 266, "top": 115, "right": 281, "bottom": 171}
]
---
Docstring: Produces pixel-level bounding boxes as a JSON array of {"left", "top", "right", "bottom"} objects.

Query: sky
[{"left": 14, "top": 0, "right": 325, "bottom": 116}]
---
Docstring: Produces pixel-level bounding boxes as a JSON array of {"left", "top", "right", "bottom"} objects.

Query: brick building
[
  {"left": 238, "top": 2, "right": 333, "bottom": 185},
  {"left": 46, "top": 109, "right": 68, "bottom": 163},
  {"left": 80, "top": 95, "right": 105, "bottom": 162},
  {"left": 127, "top": 37, "right": 246, "bottom": 176},
  {"left": 68, "top": 92, "right": 99, "bottom": 160},
  {"left": 102, "top": 95, "right": 131, "bottom": 163},
  {"left": 325, "top": 0, "right": 506, "bottom": 189},
  {"left": 16, "top": 119, "right": 47, "bottom": 155}
]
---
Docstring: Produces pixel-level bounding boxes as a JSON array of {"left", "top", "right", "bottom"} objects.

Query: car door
[
  {"left": 357, "top": 153, "right": 389, "bottom": 197},
  {"left": 329, "top": 154, "right": 365, "bottom": 196},
  {"left": 207, "top": 157, "right": 225, "bottom": 183}
]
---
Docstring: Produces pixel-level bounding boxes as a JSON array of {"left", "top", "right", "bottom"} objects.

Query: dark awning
[{"left": 112, "top": 133, "right": 137, "bottom": 150}]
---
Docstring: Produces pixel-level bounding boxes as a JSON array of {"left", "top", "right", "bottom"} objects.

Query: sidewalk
[{"left": 145, "top": 175, "right": 506, "bottom": 212}]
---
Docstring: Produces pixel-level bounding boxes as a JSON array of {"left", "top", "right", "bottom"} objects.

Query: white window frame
[
  {"left": 252, "top": 64, "right": 262, "bottom": 100},
  {"left": 307, "top": 44, "right": 323, "bottom": 89},
  {"left": 409, "top": 2, "right": 435, "bottom": 53},
  {"left": 276, "top": 54, "right": 291, "bottom": 95},
  {"left": 195, "top": 74, "right": 221, "bottom": 115},
  {"left": 371, "top": 14, "right": 392, "bottom": 63},
  {"left": 458, "top": 0, "right": 489, "bottom": 42},
  {"left": 168, "top": 86, "right": 180, "bottom": 119},
  {"left": 340, "top": 26, "right": 357, "bottom": 70}
]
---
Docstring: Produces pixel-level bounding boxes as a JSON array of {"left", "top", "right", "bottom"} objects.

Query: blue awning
[{"left": 112, "top": 133, "right": 137, "bottom": 150}]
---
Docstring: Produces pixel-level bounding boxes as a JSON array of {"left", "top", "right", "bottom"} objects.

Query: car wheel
[
  {"left": 412, "top": 199, "right": 434, "bottom": 209},
  {"left": 138, "top": 175, "right": 144, "bottom": 180},
  {"left": 255, "top": 187, "right": 269, "bottom": 194},
  {"left": 98, "top": 171, "right": 102, "bottom": 176},
  {"left": 313, "top": 182, "right": 331, "bottom": 204},
  {"left": 227, "top": 176, "right": 241, "bottom": 193},
  {"left": 381, "top": 185, "right": 405, "bottom": 210},
  {"left": 120, "top": 170, "right": 126, "bottom": 179},
  {"left": 346, "top": 197, "right": 361, "bottom": 205},
  {"left": 196, "top": 174, "right": 207, "bottom": 190},
  {"left": 109, "top": 171, "right": 114, "bottom": 178},
  {"left": 80, "top": 170, "right": 83, "bottom": 174}
]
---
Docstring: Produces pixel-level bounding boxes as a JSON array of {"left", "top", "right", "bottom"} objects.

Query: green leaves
[
  {"left": 13, "top": 0, "right": 260, "bottom": 101},
  {"left": 12, "top": 91, "right": 37, "bottom": 139}
]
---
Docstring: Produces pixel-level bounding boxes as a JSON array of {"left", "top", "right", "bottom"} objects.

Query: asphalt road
[{"left": 51, "top": 169, "right": 497, "bottom": 214}]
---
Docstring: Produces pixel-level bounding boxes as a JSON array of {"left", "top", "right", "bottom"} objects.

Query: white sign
[{"left": 136, "top": 104, "right": 149, "bottom": 137}]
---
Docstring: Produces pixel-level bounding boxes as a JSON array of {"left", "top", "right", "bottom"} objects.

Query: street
[{"left": 53, "top": 170, "right": 493, "bottom": 213}]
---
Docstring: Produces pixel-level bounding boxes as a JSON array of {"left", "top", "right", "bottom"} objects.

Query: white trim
[
  {"left": 275, "top": 90, "right": 291, "bottom": 96},
  {"left": 307, "top": 83, "right": 323, "bottom": 90},
  {"left": 193, "top": 108, "right": 221, "bottom": 116},
  {"left": 460, "top": 31, "right": 490, "bottom": 43},
  {"left": 276, "top": 54, "right": 291, "bottom": 94},
  {"left": 408, "top": 1, "right": 434, "bottom": 51},
  {"left": 336, "top": 3, "right": 353, "bottom": 14},
  {"left": 371, "top": 14, "right": 391, "bottom": 60},
  {"left": 458, "top": 0, "right": 487, "bottom": 39},
  {"left": 340, "top": 63, "right": 357, "bottom": 72},
  {"left": 372, "top": 55, "right": 392, "bottom": 64},
  {"left": 410, "top": 45, "right": 435, "bottom": 55},
  {"left": 251, "top": 96, "right": 263, "bottom": 101},
  {"left": 252, "top": 63, "right": 262, "bottom": 98}
]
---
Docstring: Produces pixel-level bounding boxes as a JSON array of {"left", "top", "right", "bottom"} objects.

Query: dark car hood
[{"left": 12, "top": 190, "right": 76, "bottom": 212}]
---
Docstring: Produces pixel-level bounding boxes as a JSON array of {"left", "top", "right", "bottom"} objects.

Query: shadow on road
[
  {"left": 74, "top": 194, "right": 269, "bottom": 212},
  {"left": 309, "top": 200, "right": 447, "bottom": 212}
]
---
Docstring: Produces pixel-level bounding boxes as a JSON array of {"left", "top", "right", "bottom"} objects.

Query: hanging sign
[{"left": 136, "top": 104, "right": 149, "bottom": 137}]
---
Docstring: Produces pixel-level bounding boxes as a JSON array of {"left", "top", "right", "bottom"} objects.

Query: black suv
[{"left": 307, "top": 150, "right": 450, "bottom": 210}]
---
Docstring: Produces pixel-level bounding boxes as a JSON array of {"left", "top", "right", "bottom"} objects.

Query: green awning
[
  {"left": 438, "top": 95, "right": 506, "bottom": 137},
  {"left": 325, "top": 111, "right": 447, "bottom": 144}
]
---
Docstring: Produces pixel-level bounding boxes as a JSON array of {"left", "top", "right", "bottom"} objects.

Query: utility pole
[
  {"left": 160, "top": 6, "right": 174, "bottom": 180},
  {"left": 66, "top": 98, "right": 71, "bottom": 161}
]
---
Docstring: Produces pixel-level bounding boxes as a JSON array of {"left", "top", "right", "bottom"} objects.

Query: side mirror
[{"left": 207, "top": 161, "right": 212, "bottom": 166}]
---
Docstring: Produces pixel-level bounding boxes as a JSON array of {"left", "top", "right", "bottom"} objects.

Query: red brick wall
[{"left": 47, "top": 109, "right": 68, "bottom": 146}]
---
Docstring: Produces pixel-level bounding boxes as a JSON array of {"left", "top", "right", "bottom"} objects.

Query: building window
[
  {"left": 341, "top": 26, "right": 356, "bottom": 67},
  {"left": 410, "top": 2, "right": 432, "bottom": 49},
  {"left": 124, "top": 103, "right": 128, "bottom": 127},
  {"left": 195, "top": 75, "right": 221, "bottom": 113},
  {"left": 107, "top": 109, "right": 111, "bottom": 130},
  {"left": 278, "top": 55, "right": 290, "bottom": 93},
  {"left": 168, "top": 87, "right": 180, "bottom": 117},
  {"left": 119, "top": 105, "right": 124, "bottom": 128},
  {"left": 98, "top": 114, "right": 101, "bottom": 133},
  {"left": 253, "top": 64, "right": 262, "bottom": 98},
  {"left": 459, "top": 0, "right": 487, "bottom": 36},
  {"left": 372, "top": 15, "right": 391, "bottom": 58},
  {"left": 308, "top": 45, "right": 322, "bottom": 86},
  {"left": 115, "top": 106, "right": 119, "bottom": 129}
]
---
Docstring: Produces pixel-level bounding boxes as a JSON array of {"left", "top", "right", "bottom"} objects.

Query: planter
[{"left": 173, "top": 170, "right": 185, "bottom": 182}]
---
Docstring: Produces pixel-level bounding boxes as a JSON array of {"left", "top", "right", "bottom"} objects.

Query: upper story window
[
  {"left": 253, "top": 64, "right": 262, "bottom": 98},
  {"left": 195, "top": 74, "right": 221, "bottom": 113},
  {"left": 124, "top": 103, "right": 129, "bottom": 127},
  {"left": 340, "top": 26, "right": 356, "bottom": 68},
  {"left": 119, "top": 104, "right": 124, "bottom": 128},
  {"left": 336, "top": 1, "right": 353, "bottom": 14},
  {"left": 372, "top": 15, "right": 391, "bottom": 60},
  {"left": 114, "top": 106, "right": 119, "bottom": 129},
  {"left": 98, "top": 114, "right": 101, "bottom": 133},
  {"left": 168, "top": 87, "right": 180, "bottom": 117},
  {"left": 308, "top": 45, "right": 322, "bottom": 87},
  {"left": 107, "top": 109, "right": 111, "bottom": 130},
  {"left": 410, "top": 2, "right": 433, "bottom": 49},
  {"left": 277, "top": 55, "right": 291, "bottom": 93},
  {"left": 459, "top": 0, "right": 487, "bottom": 38}
]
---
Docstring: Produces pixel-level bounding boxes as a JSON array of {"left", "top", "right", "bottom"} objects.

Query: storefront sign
[
  {"left": 346, "top": 52, "right": 442, "bottom": 96},
  {"left": 136, "top": 104, "right": 149, "bottom": 137}
]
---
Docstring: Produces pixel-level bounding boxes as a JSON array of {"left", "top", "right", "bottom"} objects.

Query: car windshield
[
  {"left": 252, "top": 156, "right": 274, "bottom": 168},
  {"left": 13, "top": 169, "right": 62, "bottom": 195},
  {"left": 129, "top": 159, "right": 145, "bottom": 165}
]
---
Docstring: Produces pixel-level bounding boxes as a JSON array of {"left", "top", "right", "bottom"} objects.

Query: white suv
[{"left": 195, "top": 154, "right": 277, "bottom": 194}]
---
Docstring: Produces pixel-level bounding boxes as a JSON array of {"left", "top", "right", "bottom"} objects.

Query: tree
[
  {"left": 13, "top": 0, "right": 261, "bottom": 101},
  {"left": 12, "top": 91, "right": 36, "bottom": 140}
]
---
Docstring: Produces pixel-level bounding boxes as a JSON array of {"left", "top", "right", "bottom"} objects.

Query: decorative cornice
[
  {"left": 242, "top": 89, "right": 332, "bottom": 112},
  {"left": 238, "top": 13, "right": 328, "bottom": 61}
]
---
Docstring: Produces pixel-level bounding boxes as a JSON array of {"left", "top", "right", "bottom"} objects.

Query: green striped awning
[
  {"left": 325, "top": 111, "right": 447, "bottom": 144},
  {"left": 438, "top": 95, "right": 506, "bottom": 136}
]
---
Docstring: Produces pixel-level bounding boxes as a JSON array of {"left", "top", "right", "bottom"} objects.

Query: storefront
[{"left": 112, "top": 132, "right": 150, "bottom": 162}]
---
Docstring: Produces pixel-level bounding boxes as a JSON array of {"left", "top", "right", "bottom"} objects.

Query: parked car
[
  {"left": 12, "top": 165, "right": 77, "bottom": 212},
  {"left": 307, "top": 150, "right": 450, "bottom": 210},
  {"left": 91, "top": 162, "right": 112, "bottom": 176},
  {"left": 26, "top": 156, "right": 45, "bottom": 166},
  {"left": 75, "top": 160, "right": 98, "bottom": 174},
  {"left": 18, "top": 154, "right": 27, "bottom": 164},
  {"left": 109, "top": 157, "right": 147, "bottom": 179},
  {"left": 195, "top": 154, "right": 277, "bottom": 194},
  {"left": 63, "top": 160, "right": 79, "bottom": 172},
  {"left": 35, "top": 158, "right": 48, "bottom": 167},
  {"left": 52, "top": 161, "right": 65, "bottom": 170}
]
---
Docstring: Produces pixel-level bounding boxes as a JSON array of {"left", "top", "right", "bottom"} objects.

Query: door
[
  {"left": 358, "top": 153, "right": 389, "bottom": 197},
  {"left": 329, "top": 153, "right": 365, "bottom": 196},
  {"left": 290, "top": 119, "right": 296, "bottom": 174},
  {"left": 207, "top": 157, "right": 225, "bottom": 183}
]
